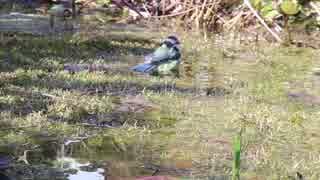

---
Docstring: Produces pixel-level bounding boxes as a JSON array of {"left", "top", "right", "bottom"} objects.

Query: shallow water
[{"left": 58, "top": 157, "right": 105, "bottom": 180}]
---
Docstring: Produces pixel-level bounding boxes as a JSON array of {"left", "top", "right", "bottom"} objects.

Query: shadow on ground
[{"left": 0, "top": 31, "right": 155, "bottom": 72}]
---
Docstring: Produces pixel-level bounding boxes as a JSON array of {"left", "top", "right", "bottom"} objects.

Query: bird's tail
[{"left": 130, "top": 63, "right": 157, "bottom": 73}]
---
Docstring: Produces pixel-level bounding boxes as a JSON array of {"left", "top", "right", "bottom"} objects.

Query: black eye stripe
[{"left": 163, "top": 41, "right": 174, "bottom": 48}]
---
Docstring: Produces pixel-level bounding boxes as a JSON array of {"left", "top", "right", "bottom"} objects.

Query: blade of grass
[{"left": 232, "top": 130, "right": 242, "bottom": 180}]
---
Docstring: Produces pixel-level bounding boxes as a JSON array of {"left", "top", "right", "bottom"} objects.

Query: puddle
[
  {"left": 57, "top": 157, "right": 105, "bottom": 180},
  {"left": 0, "top": 129, "right": 191, "bottom": 180}
]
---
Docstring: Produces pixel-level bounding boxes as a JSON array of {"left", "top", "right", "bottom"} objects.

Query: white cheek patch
[{"left": 161, "top": 44, "right": 167, "bottom": 48}]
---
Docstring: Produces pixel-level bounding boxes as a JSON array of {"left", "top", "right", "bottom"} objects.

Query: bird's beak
[{"left": 176, "top": 44, "right": 181, "bottom": 50}]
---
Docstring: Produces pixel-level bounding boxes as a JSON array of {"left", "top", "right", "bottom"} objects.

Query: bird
[{"left": 130, "top": 36, "right": 181, "bottom": 77}]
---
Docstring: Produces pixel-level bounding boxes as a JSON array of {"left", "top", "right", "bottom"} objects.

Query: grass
[
  {"left": 0, "top": 17, "right": 320, "bottom": 179},
  {"left": 232, "top": 131, "right": 241, "bottom": 180}
]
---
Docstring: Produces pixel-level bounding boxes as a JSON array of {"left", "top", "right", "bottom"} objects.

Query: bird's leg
[
  {"left": 71, "top": 0, "right": 76, "bottom": 19},
  {"left": 49, "top": 14, "right": 55, "bottom": 30}
]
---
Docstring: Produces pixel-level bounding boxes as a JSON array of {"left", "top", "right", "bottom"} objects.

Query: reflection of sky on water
[
  {"left": 57, "top": 157, "right": 104, "bottom": 180},
  {"left": 68, "top": 169, "right": 104, "bottom": 180}
]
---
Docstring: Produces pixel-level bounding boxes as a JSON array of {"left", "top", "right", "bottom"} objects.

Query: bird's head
[
  {"left": 161, "top": 35, "right": 180, "bottom": 50},
  {"left": 166, "top": 36, "right": 180, "bottom": 45}
]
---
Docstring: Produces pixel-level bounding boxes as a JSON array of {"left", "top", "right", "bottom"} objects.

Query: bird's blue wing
[
  {"left": 131, "top": 44, "right": 181, "bottom": 74},
  {"left": 130, "top": 63, "right": 157, "bottom": 73}
]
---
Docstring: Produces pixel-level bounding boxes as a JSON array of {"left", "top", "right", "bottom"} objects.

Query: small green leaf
[
  {"left": 280, "top": 0, "right": 300, "bottom": 15},
  {"left": 260, "top": 4, "right": 280, "bottom": 21},
  {"left": 250, "top": 0, "right": 262, "bottom": 9}
]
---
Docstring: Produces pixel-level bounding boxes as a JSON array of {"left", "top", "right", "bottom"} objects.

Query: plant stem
[{"left": 232, "top": 130, "right": 241, "bottom": 180}]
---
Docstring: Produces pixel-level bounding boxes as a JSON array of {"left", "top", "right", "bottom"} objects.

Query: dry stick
[
  {"left": 243, "top": 0, "right": 282, "bottom": 42},
  {"left": 204, "top": 2, "right": 216, "bottom": 20},
  {"left": 198, "top": 0, "right": 208, "bottom": 28},
  {"left": 142, "top": 3, "right": 152, "bottom": 19},
  {"left": 225, "top": 10, "right": 244, "bottom": 31},
  {"left": 38, "top": 92, "right": 58, "bottom": 99},
  {"left": 162, "top": 0, "right": 166, "bottom": 14},
  {"left": 203, "top": 3, "right": 215, "bottom": 35},
  {"left": 149, "top": 6, "right": 197, "bottom": 18},
  {"left": 147, "top": 2, "right": 218, "bottom": 18},
  {"left": 216, "top": 13, "right": 226, "bottom": 24}
]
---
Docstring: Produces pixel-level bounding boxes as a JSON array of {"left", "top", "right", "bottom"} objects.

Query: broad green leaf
[
  {"left": 263, "top": 10, "right": 280, "bottom": 20},
  {"left": 280, "top": 0, "right": 300, "bottom": 15}
]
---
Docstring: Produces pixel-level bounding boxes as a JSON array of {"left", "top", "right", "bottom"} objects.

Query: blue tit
[{"left": 130, "top": 35, "right": 181, "bottom": 76}]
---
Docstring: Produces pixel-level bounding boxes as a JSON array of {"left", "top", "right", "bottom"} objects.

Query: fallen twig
[
  {"left": 34, "top": 91, "right": 59, "bottom": 99},
  {"left": 147, "top": 2, "right": 219, "bottom": 18},
  {"left": 0, "top": 125, "right": 38, "bottom": 131}
]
